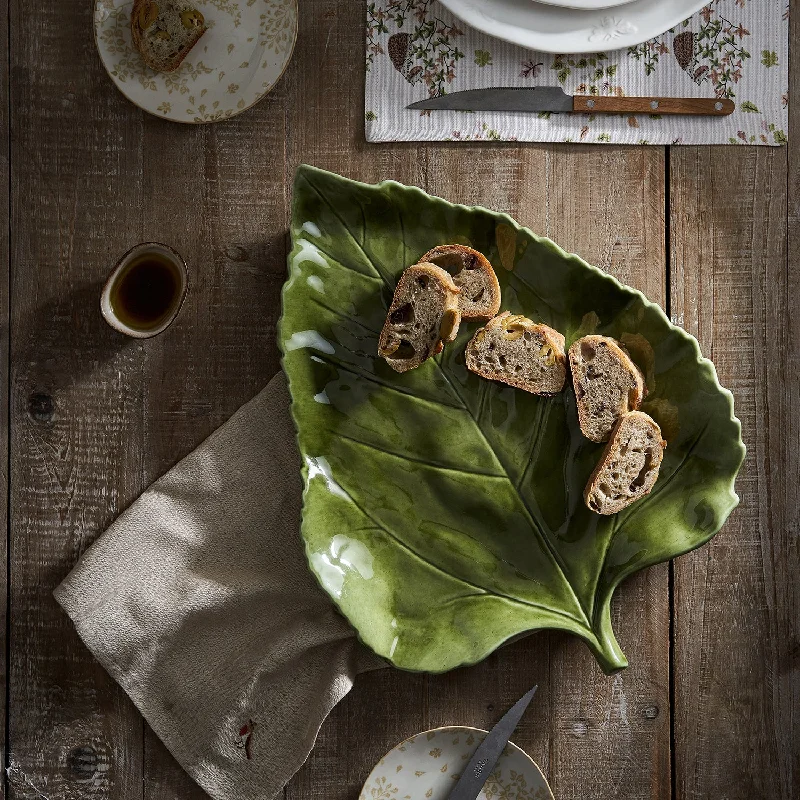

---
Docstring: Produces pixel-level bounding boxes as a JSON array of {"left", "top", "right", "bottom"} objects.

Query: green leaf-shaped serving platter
[{"left": 279, "top": 165, "right": 745, "bottom": 674}]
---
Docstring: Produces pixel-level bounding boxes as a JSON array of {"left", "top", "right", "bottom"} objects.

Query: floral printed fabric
[{"left": 365, "top": 0, "right": 788, "bottom": 145}]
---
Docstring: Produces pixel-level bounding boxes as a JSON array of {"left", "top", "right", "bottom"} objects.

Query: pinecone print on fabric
[
  {"left": 673, "top": 31, "right": 694, "bottom": 70},
  {"left": 672, "top": 30, "right": 710, "bottom": 85},
  {"left": 672, "top": 13, "right": 751, "bottom": 98},
  {"left": 388, "top": 33, "right": 423, "bottom": 83}
]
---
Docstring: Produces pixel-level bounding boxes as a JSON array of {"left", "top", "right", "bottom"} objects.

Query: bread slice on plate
[
  {"left": 378, "top": 263, "right": 461, "bottom": 373},
  {"left": 419, "top": 244, "right": 501, "bottom": 319},
  {"left": 131, "top": 0, "right": 207, "bottom": 73},
  {"left": 465, "top": 312, "right": 567, "bottom": 394},
  {"left": 584, "top": 410, "right": 666, "bottom": 515},
  {"left": 568, "top": 335, "right": 646, "bottom": 442}
]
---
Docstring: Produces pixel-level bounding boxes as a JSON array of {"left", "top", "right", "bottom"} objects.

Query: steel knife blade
[
  {"left": 408, "top": 87, "right": 735, "bottom": 116},
  {"left": 409, "top": 87, "right": 572, "bottom": 113},
  {"left": 445, "top": 685, "right": 538, "bottom": 800}
]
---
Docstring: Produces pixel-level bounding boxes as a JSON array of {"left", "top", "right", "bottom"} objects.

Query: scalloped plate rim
[{"left": 436, "top": 0, "right": 710, "bottom": 54}]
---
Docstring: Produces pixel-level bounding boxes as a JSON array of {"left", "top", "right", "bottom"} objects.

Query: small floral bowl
[
  {"left": 94, "top": 0, "right": 297, "bottom": 123},
  {"left": 359, "top": 726, "right": 554, "bottom": 800}
]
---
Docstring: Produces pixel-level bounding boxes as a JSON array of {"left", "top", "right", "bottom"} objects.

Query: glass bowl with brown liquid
[{"left": 101, "top": 243, "right": 188, "bottom": 338}]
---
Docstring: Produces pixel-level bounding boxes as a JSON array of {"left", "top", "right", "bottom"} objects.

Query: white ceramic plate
[
  {"left": 359, "top": 726, "right": 554, "bottom": 800},
  {"left": 438, "top": 0, "right": 708, "bottom": 54},
  {"left": 535, "top": 0, "right": 638, "bottom": 11},
  {"left": 94, "top": 0, "right": 297, "bottom": 123}
]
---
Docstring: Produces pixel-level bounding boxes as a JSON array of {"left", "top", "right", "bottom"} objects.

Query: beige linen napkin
[{"left": 54, "top": 371, "right": 384, "bottom": 800}]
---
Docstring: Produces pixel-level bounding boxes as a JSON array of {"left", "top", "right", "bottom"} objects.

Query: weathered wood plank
[
  {"left": 0, "top": 0, "right": 9, "bottom": 795},
  {"left": 669, "top": 30, "right": 798, "bottom": 800},
  {"left": 136, "top": 80, "right": 292, "bottom": 800},
  {"left": 787, "top": 4, "right": 800, "bottom": 791},
  {"left": 8, "top": 0, "right": 146, "bottom": 797},
  {"left": 669, "top": 138, "right": 796, "bottom": 796},
  {"left": 9, "top": 0, "right": 794, "bottom": 799}
]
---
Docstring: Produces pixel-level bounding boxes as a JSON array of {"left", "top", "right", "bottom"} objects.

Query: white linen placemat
[{"left": 365, "top": 0, "right": 788, "bottom": 145}]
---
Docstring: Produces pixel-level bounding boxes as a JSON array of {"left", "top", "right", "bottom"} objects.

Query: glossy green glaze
[{"left": 279, "top": 165, "right": 745, "bottom": 674}]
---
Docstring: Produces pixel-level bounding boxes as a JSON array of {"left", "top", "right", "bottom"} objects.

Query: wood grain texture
[
  {"left": 785, "top": 3, "right": 800, "bottom": 792},
  {"left": 0, "top": 0, "right": 8, "bottom": 795},
  {"left": 668, "top": 14, "right": 798, "bottom": 796},
  {"left": 136, "top": 72, "right": 291, "bottom": 800},
  {"left": 5, "top": 1, "right": 796, "bottom": 800},
  {"left": 8, "top": 2, "right": 146, "bottom": 799},
  {"left": 669, "top": 142, "right": 796, "bottom": 800},
  {"left": 8, "top": 0, "right": 146, "bottom": 797}
]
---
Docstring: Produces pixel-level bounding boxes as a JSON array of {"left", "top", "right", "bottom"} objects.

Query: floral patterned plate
[
  {"left": 359, "top": 726, "right": 554, "bottom": 800},
  {"left": 94, "top": 0, "right": 297, "bottom": 123}
]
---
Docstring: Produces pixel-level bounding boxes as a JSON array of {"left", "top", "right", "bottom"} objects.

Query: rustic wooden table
[{"left": 3, "top": 0, "right": 797, "bottom": 798}]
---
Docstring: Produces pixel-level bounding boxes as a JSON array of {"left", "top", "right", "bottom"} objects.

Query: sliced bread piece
[
  {"left": 420, "top": 244, "right": 501, "bottom": 319},
  {"left": 131, "top": 0, "right": 207, "bottom": 73},
  {"left": 465, "top": 312, "right": 567, "bottom": 394},
  {"left": 378, "top": 263, "right": 461, "bottom": 373},
  {"left": 568, "top": 335, "right": 646, "bottom": 442},
  {"left": 584, "top": 410, "right": 666, "bottom": 515}
]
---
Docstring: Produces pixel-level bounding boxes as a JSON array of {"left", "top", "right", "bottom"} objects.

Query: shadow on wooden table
[{"left": 20, "top": 279, "right": 143, "bottom": 379}]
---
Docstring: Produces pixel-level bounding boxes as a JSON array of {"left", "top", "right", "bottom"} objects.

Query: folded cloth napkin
[
  {"left": 365, "top": 0, "right": 788, "bottom": 145},
  {"left": 55, "top": 372, "right": 384, "bottom": 800}
]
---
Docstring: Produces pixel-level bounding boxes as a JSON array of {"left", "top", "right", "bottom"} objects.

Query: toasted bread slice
[
  {"left": 584, "top": 411, "right": 666, "bottom": 515},
  {"left": 568, "top": 335, "right": 646, "bottom": 442},
  {"left": 466, "top": 312, "right": 567, "bottom": 394},
  {"left": 419, "top": 244, "right": 501, "bottom": 319},
  {"left": 131, "top": 0, "right": 207, "bottom": 73},
  {"left": 378, "top": 263, "right": 461, "bottom": 373}
]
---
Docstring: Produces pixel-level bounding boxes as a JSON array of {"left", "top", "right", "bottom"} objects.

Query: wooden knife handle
[{"left": 572, "top": 95, "right": 735, "bottom": 116}]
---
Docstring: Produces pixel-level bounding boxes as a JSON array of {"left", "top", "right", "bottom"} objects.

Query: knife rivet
[
  {"left": 586, "top": 99, "right": 595, "bottom": 109},
  {"left": 650, "top": 100, "right": 659, "bottom": 110},
  {"left": 643, "top": 705, "right": 659, "bottom": 719},
  {"left": 714, "top": 101, "right": 723, "bottom": 111}
]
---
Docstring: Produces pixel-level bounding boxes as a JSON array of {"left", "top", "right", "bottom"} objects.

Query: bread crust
[
  {"left": 378, "top": 263, "right": 461, "bottom": 373},
  {"left": 568, "top": 335, "right": 646, "bottom": 442},
  {"left": 465, "top": 312, "right": 567, "bottom": 394},
  {"left": 420, "top": 244, "right": 501, "bottom": 319},
  {"left": 584, "top": 410, "right": 666, "bottom": 515}
]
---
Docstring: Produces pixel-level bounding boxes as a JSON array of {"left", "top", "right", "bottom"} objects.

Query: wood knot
[
  {"left": 28, "top": 393, "right": 54, "bottom": 422},
  {"left": 643, "top": 705, "right": 659, "bottom": 719},
  {"left": 224, "top": 245, "right": 249, "bottom": 263},
  {"left": 68, "top": 746, "right": 99, "bottom": 780}
]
